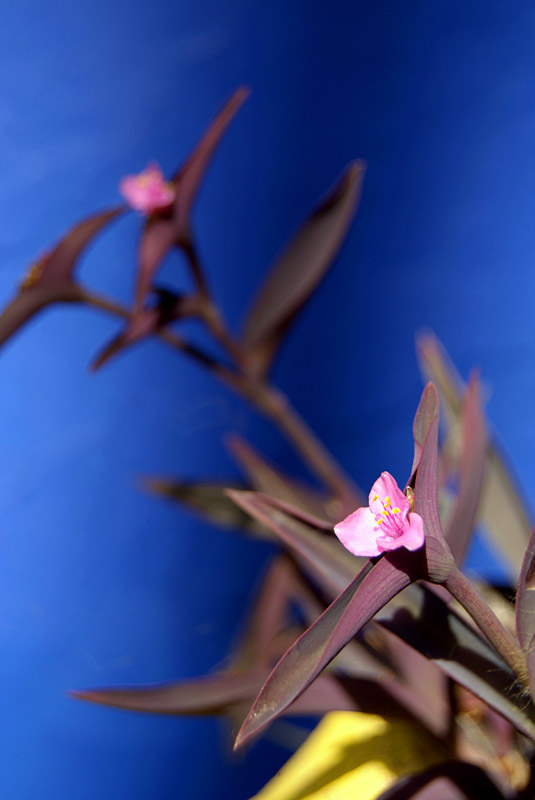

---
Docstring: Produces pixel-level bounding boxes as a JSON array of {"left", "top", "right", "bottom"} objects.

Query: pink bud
[{"left": 119, "top": 163, "right": 175, "bottom": 214}]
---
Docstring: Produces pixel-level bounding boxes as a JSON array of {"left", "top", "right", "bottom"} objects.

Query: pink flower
[
  {"left": 119, "top": 163, "right": 176, "bottom": 214},
  {"left": 334, "top": 472, "right": 425, "bottom": 558}
]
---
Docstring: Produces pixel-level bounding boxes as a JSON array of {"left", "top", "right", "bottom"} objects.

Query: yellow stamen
[
  {"left": 392, "top": 507, "right": 400, "bottom": 514},
  {"left": 384, "top": 496, "right": 391, "bottom": 507}
]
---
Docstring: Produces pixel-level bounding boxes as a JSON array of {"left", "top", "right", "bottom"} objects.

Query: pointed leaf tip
[
  {"left": 135, "top": 88, "right": 249, "bottom": 309},
  {"left": 242, "top": 161, "right": 365, "bottom": 377},
  {"left": 234, "top": 553, "right": 414, "bottom": 747}
]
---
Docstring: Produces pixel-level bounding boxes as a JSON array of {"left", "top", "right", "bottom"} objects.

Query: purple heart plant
[{"left": 1, "top": 89, "right": 534, "bottom": 800}]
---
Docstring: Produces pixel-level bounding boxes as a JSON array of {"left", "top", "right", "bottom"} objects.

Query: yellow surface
[{"left": 253, "top": 712, "right": 445, "bottom": 800}]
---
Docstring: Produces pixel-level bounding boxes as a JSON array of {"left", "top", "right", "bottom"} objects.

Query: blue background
[{"left": 0, "top": 1, "right": 533, "bottom": 797}]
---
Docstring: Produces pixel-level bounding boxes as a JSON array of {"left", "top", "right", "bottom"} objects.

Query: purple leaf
[
  {"left": 242, "top": 161, "right": 365, "bottom": 378},
  {"left": 257, "top": 492, "right": 341, "bottom": 532},
  {"left": 136, "top": 88, "right": 249, "bottom": 309},
  {"left": 516, "top": 527, "right": 535, "bottom": 650},
  {"left": 229, "top": 493, "right": 535, "bottom": 744},
  {"left": 227, "top": 490, "right": 359, "bottom": 597},
  {"left": 411, "top": 383, "right": 454, "bottom": 583},
  {"left": 234, "top": 556, "right": 302, "bottom": 669},
  {"left": 0, "top": 207, "right": 122, "bottom": 348},
  {"left": 71, "top": 671, "right": 266, "bottom": 715},
  {"left": 72, "top": 669, "right": 423, "bottom": 725},
  {"left": 35, "top": 206, "right": 124, "bottom": 287},
  {"left": 142, "top": 478, "right": 270, "bottom": 539},
  {"left": 411, "top": 381, "right": 440, "bottom": 476},
  {"left": 443, "top": 374, "right": 486, "bottom": 566},
  {"left": 375, "top": 761, "right": 506, "bottom": 800},
  {"left": 528, "top": 633, "right": 535, "bottom": 703},
  {"left": 417, "top": 331, "right": 531, "bottom": 576},
  {"left": 227, "top": 434, "right": 338, "bottom": 522},
  {"left": 0, "top": 285, "right": 83, "bottom": 348},
  {"left": 376, "top": 583, "right": 535, "bottom": 742},
  {"left": 234, "top": 552, "right": 417, "bottom": 747}
]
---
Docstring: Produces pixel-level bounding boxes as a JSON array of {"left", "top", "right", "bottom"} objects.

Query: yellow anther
[
  {"left": 404, "top": 486, "right": 415, "bottom": 512},
  {"left": 392, "top": 507, "right": 400, "bottom": 514},
  {"left": 382, "top": 510, "right": 389, "bottom": 517},
  {"left": 384, "top": 496, "right": 391, "bottom": 507},
  {"left": 376, "top": 518, "right": 383, "bottom": 524},
  {"left": 372, "top": 494, "right": 378, "bottom": 502}
]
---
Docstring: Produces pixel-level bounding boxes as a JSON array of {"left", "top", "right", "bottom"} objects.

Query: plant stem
[
  {"left": 445, "top": 566, "right": 529, "bottom": 689},
  {"left": 83, "top": 290, "right": 235, "bottom": 380},
  {"left": 181, "top": 241, "right": 247, "bottom": 369},
  {"left": 83, "top": 288, "right": 361, "bottom": 512},
  {"left": 250, "top": 383, "right": 363, "bottom": 513}
]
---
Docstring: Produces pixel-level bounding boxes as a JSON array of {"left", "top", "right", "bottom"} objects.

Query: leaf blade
[
  {"left": 243, "top": 162, "right": 365, "bottom": 377},
  {"left": 516, "top": 527, "right": 535, "bottom": 649},
  {"left": 136, "top": 88, "right": 249, "bottom": 308},
  {"left": 443, "top": 375, "right": 487, "bottom": 566},
  {"left": 234, "top": 554, "right": 414, "bottom": 747},
  {"left": 417, "top": 331, "right": 531, "bottom": 576}
]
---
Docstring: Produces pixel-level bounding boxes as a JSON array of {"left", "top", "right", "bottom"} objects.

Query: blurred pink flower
[
  {"left": 119, "top": 163, "right": 175, "bottom": 214},
  {"left": 334, "top": 472, "right": 425, "bottom": 558}
]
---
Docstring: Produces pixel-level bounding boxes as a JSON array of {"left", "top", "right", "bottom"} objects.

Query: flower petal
[
  {"left": 368, "top": 472, "right": 409, "bottom": 517},
  {"left": 334, "top": 507, "right": 382, "bottom": 557},
  {"left": 378, "top": 512, "right": 425, "bottom": 553},
  {"left": 119, "top": 164, "right": 176, "bottom": 214}
]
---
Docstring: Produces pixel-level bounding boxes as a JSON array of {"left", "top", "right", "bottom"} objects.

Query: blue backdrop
[{"left": 0, "top": 1, "right": 533, "bottom": 797}]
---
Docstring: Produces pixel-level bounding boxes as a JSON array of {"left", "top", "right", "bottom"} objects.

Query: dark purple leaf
[
  {"left": 234, "top": 553, "right": 417, "bottom": 747},
  {"left": 227, "top": 490, "right": 358, "bottom": 597},
  {"left": 379, "top": 632, "right": 450, "bottom": 738},
  {"left": 230, "top": 494, "right": 535, "bottom": 740},
  {"left": 227, "top": 434, "right": 337, "bottom": 522},
  {"left": 35, "top": 206, "right": 124, "bottom": 287},
  {"left": 411, "top": 383, "right": 454, "bottom": 583},
  {"left": 411, "top": 382, "right": 440, "bottom": 476},
  {"left": 516, "top": 527, "right": 535, "bottom": 650},
  {"left": 528, "top": 633, "right": 535, "bottom": 703},
  {"left": 235, "top": 556, "right": 301, "bottom": 669},
  {"left": 417, "top": 331, "right": 531, "bottom": 576},
  {"left": 0, "top": 207, "right": 122, "bottom": 349},
  {"left": 136, "top": 88, "right": 249, "bottom": 308},
  {"left": 376, "top": 584, "right": 535, "bottom": 742},
  {"left": 0, "top": 284, "right": 84, "bottom": 348},
  {"left": 443, "top": 375, "right": 486, "bottom": 566},
  {"left": 142, "top": 478, "right": 271, "bottom": 539},
  {"left": 71, "top": 671, "right": 266, "bottom": 715},
  {"left": 242, "top": 161, "right": 365, "bottom": 377},
  {"left": 73, "top": 669, "right": 426, "bottom": 726},
  {"left": 375, "top": 761, "right": 506, "bottom": 800}
]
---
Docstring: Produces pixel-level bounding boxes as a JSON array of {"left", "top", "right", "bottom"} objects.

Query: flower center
[{"left": 373, "top": 494, "right": 404, "bottom": 539}]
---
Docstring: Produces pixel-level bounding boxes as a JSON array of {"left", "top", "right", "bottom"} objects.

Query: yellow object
[{"left": 253, "top": 711, "right": 445, "bottom": 800}]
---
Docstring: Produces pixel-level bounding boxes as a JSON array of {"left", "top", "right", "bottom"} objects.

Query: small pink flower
[
  {"left": 119, "top": 163, "right": 176, "bottom": 214},
  {"left": 334, "top": 472, "right": 425, "bottom": 558}
]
